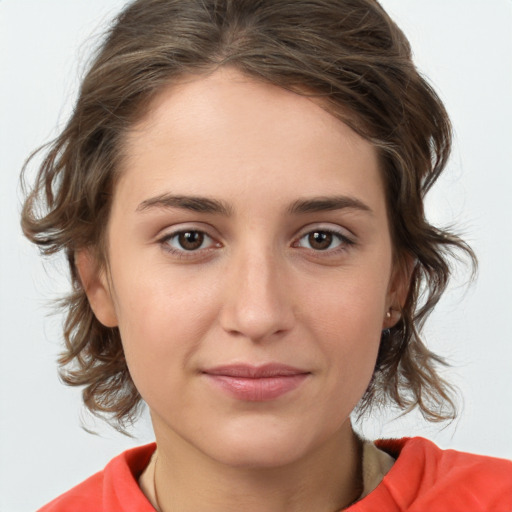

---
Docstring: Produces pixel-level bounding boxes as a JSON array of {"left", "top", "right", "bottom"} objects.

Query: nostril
[{"left": 218, "top": 255, "right": 295, "bottom": 341}]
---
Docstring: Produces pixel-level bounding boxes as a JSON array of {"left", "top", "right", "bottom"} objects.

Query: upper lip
[{"left": 203, "top": 364, "right": 310, "bottom": 378}]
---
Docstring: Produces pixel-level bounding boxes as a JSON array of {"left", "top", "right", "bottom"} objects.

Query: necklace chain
[{"left": 153, "top": 451, "right": 163, "bottom": 512}]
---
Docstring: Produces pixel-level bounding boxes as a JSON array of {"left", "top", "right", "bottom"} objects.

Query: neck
[{"left": 150, "top": 421, "right": 363, "bottom": 512}]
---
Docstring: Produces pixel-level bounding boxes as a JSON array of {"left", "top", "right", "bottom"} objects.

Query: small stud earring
[{"left": 386, "top": 310, "right": 391, "bottom": 319}]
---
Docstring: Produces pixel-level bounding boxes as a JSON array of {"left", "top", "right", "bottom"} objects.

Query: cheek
[
  {"left": 110, "top": 265, "right": 221, "bottom": 398},
  {"left": 301, "top": 268, "right": 388, "bottom": 388},
  {"left": 303, "top": 265, "right": 389, "bottom": 339}
]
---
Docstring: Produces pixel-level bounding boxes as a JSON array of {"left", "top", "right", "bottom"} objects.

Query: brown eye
[
  {"left": 177, "top": 231, "right": 205, "bottom": 250},
  {"left": 161, "top": 229, "right": 220, "bottom": 256},
  {"left": 295, "top": 229, "right": 349, "bottom": 252},
  {"left": 307, "top": 231, "right": 333, "bottom": 250}
]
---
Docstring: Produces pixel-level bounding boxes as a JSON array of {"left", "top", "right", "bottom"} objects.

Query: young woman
[{"left": 20, "top": 0, "right": 512, "bottom": 510}]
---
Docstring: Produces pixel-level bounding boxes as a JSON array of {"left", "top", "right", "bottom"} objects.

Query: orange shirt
[{"left": 38, "top": 437, "right": 512, "bottom": 512}]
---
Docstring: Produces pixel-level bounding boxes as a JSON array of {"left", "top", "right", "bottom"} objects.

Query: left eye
[
  {"left": 295, "top": 230, "right": 347, "bottom": 251},
  {"left": 163, "top": 230, "right": 216, "bottom": 252}
]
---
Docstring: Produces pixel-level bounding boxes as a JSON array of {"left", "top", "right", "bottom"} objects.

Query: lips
[{"left": 202, "top": 364, "right": 310, "bottom": 401}]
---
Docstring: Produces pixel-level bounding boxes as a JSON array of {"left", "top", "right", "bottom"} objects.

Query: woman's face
[{"left": 84, "top": 68, "right": 403, "bottom": 467}]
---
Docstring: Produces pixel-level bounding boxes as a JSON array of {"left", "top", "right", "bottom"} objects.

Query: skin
[{"left": 78, "top": 68, "right": 406, "bottom": 512}]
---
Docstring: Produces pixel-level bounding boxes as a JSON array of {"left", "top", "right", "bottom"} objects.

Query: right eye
[{"left": 160, "top": 230, "right": 218, "bottom": 253}]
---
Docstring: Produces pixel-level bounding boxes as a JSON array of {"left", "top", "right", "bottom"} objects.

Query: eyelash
[
  {"left": 159, "top": 230, "right": 220, "bottom": 258},
  {"left": 158, "top": 226, "right": 355, "bottom": 258},
  {"left": 293, "top": 228, "right": 355, "bottom": 254}
]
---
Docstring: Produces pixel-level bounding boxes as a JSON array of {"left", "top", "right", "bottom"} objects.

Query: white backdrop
[{"left": 1, "top": 1, "right": 511, "bottom": 511}]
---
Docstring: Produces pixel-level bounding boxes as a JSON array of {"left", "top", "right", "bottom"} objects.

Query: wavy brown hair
[{"left": 21, "top": 0, "right": 476, "bottom": 431}]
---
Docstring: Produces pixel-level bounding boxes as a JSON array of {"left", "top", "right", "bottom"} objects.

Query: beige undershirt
[{"left": 139, "top": 440, "right": 395, "bottom": 511}]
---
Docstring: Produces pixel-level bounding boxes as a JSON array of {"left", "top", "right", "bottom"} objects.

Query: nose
[{"left": 219, "top": 246, "right": 295, "bottom": 342}]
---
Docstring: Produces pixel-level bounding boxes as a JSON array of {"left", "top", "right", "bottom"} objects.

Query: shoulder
[
  {"left": 351, "top": 437, "right": 512, "bottom": 512},
  {"left": 379, "top": 436, "right": 512, "bottom": 487},
  {"left": 37, "top": 443, "right": 156, "bottom": 512}
]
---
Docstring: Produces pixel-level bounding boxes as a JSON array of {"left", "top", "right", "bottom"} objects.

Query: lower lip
[{"left": 204, "top": 374, "right": 309, "bottom": 401}]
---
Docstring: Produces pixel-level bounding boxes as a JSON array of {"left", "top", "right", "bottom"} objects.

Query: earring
[{"left": 386, "top": 310, "right": 392, "bottom": 319}]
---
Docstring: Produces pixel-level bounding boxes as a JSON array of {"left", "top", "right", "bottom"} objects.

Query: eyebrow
[
  {"left": 136, "top": 193, "right": 372, "bottom": 216},
  {"left": 287, "top": 196, "right": 373, "bottom": 215},
  {"left": 136, "top": 194, "right": 232, "bottom": 215}
]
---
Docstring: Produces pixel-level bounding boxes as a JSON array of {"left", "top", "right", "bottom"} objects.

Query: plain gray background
[{"left": 1, "top": 1, "right": 511, "bottom": 511}]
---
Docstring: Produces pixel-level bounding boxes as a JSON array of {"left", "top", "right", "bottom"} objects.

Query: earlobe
[
  {"left": 383, "top": 307, "right": 402, "bottom": 329},
  {"left": 383, "top": 253, "right": 416, "bottom": 329},
  {"left": 75, "top": 250, "right": 118, "bottom": 328}
]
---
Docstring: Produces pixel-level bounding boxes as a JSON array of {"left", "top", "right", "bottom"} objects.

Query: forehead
[
  {"left": 118, "top": 68, "right": 384, "bottom": 213},
  {"left": 129, "top": 70, "right": 369, "bottom": 148}
]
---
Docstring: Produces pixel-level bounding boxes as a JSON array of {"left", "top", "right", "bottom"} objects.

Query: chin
[
  {"left": 197, "top": 419, "right": 340, "bottom": 470},
  {"left": 211, "top": 439, "right": 308, "bottom": 469}
]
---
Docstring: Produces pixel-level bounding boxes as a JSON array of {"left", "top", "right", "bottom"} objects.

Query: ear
[
  {"left": 383, "top": 253, "right": 415, "bottom": 329},
  {"left": 75, "top": 249, "right": 118, "bottom": 328}
]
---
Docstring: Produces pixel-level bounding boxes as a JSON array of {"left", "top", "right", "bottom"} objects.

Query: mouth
[{"left": 202, "top": 364, "right": 311, "bottom": 401}]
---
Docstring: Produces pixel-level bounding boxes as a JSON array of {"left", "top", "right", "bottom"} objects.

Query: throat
[{"left": 138, "top": 432, "right": 365, "bottom": 512}]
